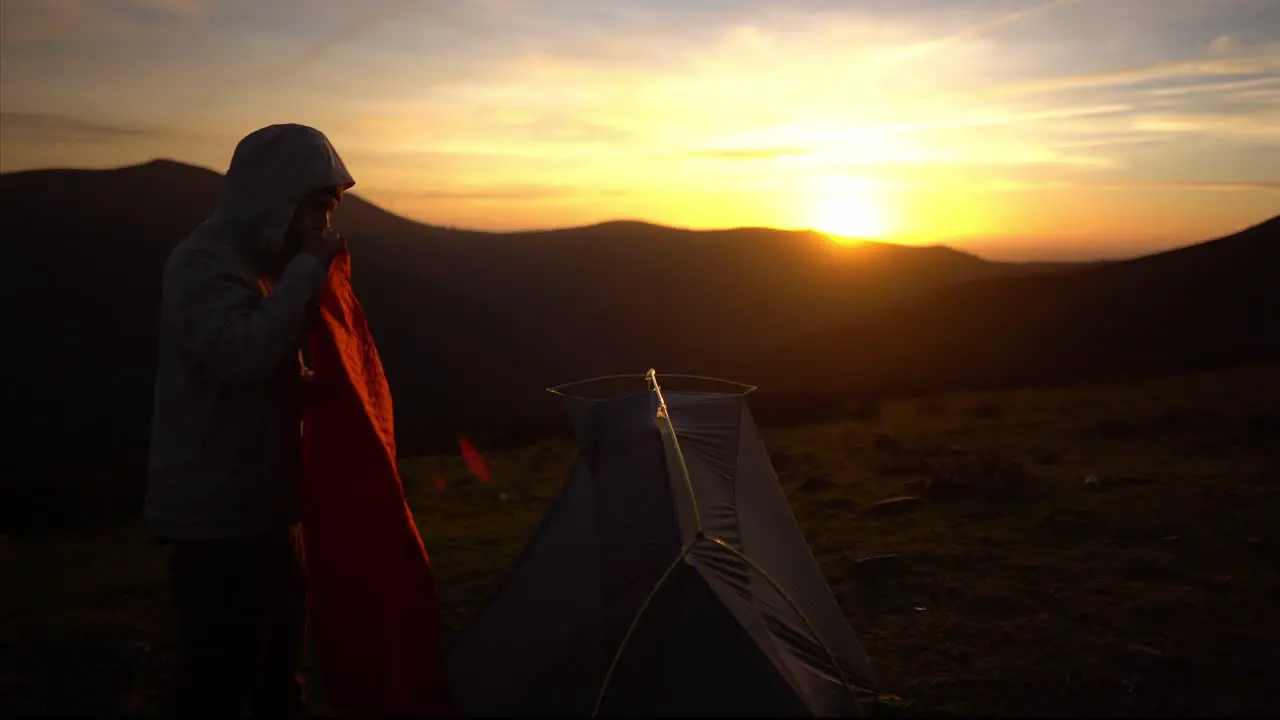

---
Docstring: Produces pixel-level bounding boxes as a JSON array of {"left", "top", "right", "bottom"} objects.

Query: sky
[{"left": 1, "top": 0, "right": 1278, "bottom": 260}]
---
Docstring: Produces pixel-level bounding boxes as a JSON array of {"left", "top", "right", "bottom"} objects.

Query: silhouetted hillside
[
  {"left": 766, "top": 214, "right": 1280, "bottom": 399},
  {"left": 407, "top": 220, "right": 1085, "bottom": 384},
  {"left": 0, "top": 160, "right": 554, "bottom": 531},
  {"left": 0, "top": 158, "right": 1100, "bottom": 531}
]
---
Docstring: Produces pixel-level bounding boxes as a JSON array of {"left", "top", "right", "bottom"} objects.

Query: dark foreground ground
[{"left": 3, "top": 365, "right": 1278, "bottom": 716}]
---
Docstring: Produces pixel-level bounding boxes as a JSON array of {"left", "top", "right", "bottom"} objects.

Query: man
[{"left": 146, "top": 123, "right": 355, "bottom": 718}]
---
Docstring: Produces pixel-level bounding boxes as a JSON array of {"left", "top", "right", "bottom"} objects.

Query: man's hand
[{"left": 301, "top": 228, "right": 346, "bottom": 263}]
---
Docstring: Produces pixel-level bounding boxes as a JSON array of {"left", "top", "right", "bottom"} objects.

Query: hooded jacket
[{"left": 146, "top": 124, "right": 355, "bottom": 540}]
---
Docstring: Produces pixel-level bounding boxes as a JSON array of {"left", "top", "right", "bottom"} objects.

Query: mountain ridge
[
  {"left": 765, "top": 213, "right": 1280, "bottom": 398},
  {"left": 0, "top": 158, "right": 1100, "bottom": 262},
  {"left": 1, "top": 159, "right": 1275, "bottom": 531}
]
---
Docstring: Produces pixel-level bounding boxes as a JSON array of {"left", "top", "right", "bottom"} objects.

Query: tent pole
[
  {"left": 591, "top": 369, "right": 707, "bottom": 716},
  {"left": 646, "top": 368, "right": 703, "bottom": 535},
  {"left": 591, "top": 540, "right": 698, "bottom": 716}
]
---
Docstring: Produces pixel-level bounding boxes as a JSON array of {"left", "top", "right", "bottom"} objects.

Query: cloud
[
  {"left": 128, "top": 0, "right": 206, "bottom": 17},
  {"left": 985, "top": 42, "right": 1280, "bottom": 97},
  {"left": 968, "top": 179, "right": 1280, "bottom": 193},
  {"left": 1129, "top": 111, "right": 1280, "bottom": 143},
  {"left": 499, "top": 117, "right": 635, "bottom": 144},
  {"left": 885, "top": 0, "right": 1080, "bottom": 66},
  {"left": 1209, "top": 34, "right": 1240, "bottom": 56},
  {"left": 262, "top": 0, "right": 413, "bottom": 69},
  {"left": 0, "top": 0, "right": 208, "bottom": 43},
  {"left": 1146, "top": 76, "right": 1279, "bottom": 97},
  {"left": 0, "top": 0, "right": 138, "bottom": 43},
  {"left": 362, "top": 184, "right": 627, "bottom": 202},
  {"left": 1051, "top": 134, "right": 1168, "bottom": 149},
  {"left": 869, "top": 103, "right": 1135, "bottom": 135},
  {"left": 0, "top": 112, "right": 185, "bottom": 142},
  {"left": 1111, "top": 180, "right": 1280, "bottom": 192},
  {"left": 678, "top": 147, "right": 813, "bottom": 160}
]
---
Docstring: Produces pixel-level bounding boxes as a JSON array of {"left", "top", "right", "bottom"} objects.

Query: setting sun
[
  {"left": 811, "top": 194, "right": 889, "bottom": 241},
  {"left": 808, "top": 176, "right": 892, "bottom": 241}
]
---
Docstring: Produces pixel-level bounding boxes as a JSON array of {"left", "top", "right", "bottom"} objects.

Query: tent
[{"left": 446, "top": 371, "right": 882, "bottom": 717}]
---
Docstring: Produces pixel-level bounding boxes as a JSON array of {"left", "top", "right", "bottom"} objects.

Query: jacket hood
[{"left": 216, "top": 123, "right": 355, "bottom": 261}]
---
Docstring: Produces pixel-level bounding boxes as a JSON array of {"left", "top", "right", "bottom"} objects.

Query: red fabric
[
  {"left": 301, "top": 248, "right": 453, "bottom": 716},
  {"left": 457, "top": 436, "right": 492, "bottom": 484}
]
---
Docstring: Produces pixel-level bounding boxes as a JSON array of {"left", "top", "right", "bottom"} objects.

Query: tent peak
[{"left": 547, "top": 371, "right": 757, "bottom": 402}]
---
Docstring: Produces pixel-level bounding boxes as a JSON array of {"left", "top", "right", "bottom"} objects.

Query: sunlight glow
[
  {"left": 2, "top": 0, "right": 1277, "bottom": 256},
  {"left": 809, "top": 177, "right": 892, "bottom": 242}
]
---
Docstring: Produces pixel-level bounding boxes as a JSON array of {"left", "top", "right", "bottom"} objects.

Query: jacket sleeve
[{"left": 167, "top": 249, "right": 332, "bottom": 385}]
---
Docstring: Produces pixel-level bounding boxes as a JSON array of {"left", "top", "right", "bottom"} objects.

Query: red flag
[
  {"left": 302, "top": 247, "right": 453, "bottom": 716},
  {"left": 458, "top": 436, "right": 492, "bottom": 484}
]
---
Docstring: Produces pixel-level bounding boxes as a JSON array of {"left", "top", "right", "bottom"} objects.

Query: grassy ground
[{"left": 3, "top": 365, "right": 1278, "bottom": 716}]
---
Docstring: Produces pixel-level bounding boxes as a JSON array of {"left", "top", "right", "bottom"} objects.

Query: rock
[{"left": 871, "top": 496, "right": 922, "bottom": 514}]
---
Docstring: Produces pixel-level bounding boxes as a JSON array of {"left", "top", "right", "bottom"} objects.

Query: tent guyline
[{"left": 588, "top": 369, "right": 864, "bottom": 717}]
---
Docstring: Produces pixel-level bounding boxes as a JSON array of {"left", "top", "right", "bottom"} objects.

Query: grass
[{"left": 3, "top": 365, "right": 1279, "bottom": 716}]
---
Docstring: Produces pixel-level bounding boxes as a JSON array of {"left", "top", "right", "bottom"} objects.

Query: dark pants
[{"left": 163, "top": 525, "right": 307, "bottom": 719}]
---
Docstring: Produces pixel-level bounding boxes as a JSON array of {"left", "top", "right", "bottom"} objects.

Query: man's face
[{"left": 280, "top": 186, "right": 343, "bottom": 259}]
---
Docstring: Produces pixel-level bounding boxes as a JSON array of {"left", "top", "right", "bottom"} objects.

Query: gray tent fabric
[{"left": 446, "top": 376, "right": 881, "bottom": 717}]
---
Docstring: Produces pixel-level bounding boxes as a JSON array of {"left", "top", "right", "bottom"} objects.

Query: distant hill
[
  {"left": 765, "top": 214, "right": 1280, "bottom": 399},
  {"left": 0, "top": 158, "right": 1119, "bottom": 530},
  {"left": 0, "top": 160, "right": 555, "bottom": 530},
  {"left": 344, "top": 213, "right": 1089, "bottom": 387}
]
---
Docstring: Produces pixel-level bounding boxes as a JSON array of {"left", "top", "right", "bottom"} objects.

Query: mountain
[
  {"left": 764, "top": 214, "right": 1280, "bottom": 399},
  {"left": 0, "top": 160, "right": 555, "bottom": 530},
  {"left": 396, "top": 220, "right": 1088, "bottom": 384},
  {"left": 0, "top": 158, "right": 1097, "bottom": 530}
]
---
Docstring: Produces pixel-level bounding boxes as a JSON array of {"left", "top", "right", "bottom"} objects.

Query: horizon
[
  {"left": 2, "top": 1, "right": 1278, "bottom": 261},
  {"left": 3, "top": 154, "right": 1273, "bottom": 264}
]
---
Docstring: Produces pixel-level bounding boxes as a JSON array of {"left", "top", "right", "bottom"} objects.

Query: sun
[{"left": 811, "top": 193, "right": 888, "bottom": 242}]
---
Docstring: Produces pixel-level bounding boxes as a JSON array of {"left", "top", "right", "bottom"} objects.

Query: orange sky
[{"left": 1, "top": 0, "right": 1277, "bottom": 260}]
